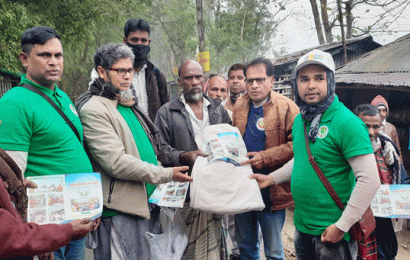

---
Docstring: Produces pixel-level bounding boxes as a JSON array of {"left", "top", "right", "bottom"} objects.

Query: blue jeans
[
  {"left": 235, "top": 209, "right": 286, "bottom": 260},
  {"left": 54, "top": 237, "right": 86, "bottom": 260},
  {"left": 294, "top": 229, "right": 357, "bottom": 260}
]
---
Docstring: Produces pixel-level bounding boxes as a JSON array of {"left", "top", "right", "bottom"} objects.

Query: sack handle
[
  {"left": 304, "top": 124, "right": 345, "bottom": 210},
  {"left": 20, "top": 83, "right": 81, "bottom": 142}
]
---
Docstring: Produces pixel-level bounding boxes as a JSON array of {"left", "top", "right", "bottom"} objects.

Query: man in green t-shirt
[
  {"left": 250, "top": 49, "right": 381, "bottom": 260},
  {"left": 0, "top": 27, "right": 99, "bottom": 260}
]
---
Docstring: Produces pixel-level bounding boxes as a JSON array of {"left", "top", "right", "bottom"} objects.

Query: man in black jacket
[
  {"left": 155, "top": 60, "right": 231, "bottom": 259},
  {"left": 123, "top": 18, "right": 170, "bottom": 121}
]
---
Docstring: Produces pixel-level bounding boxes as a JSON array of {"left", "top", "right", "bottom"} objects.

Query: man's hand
[
  {"left": 92, "top": 217, "right": 101, "bottom": 230},
  {"left": 179, "top": 150, "right": 207, "bottom": 166},
  {"left": 37, "top": 252, "right": 54, "bottom": 260},
  {"left": 70, "top": 218, "right": 94, "bottom": 240},
  {"left": 23, "top": 178, "right": 37, "bottom": 189},
  {"left": 249, "top": 174, "right": 275, "bottom": 189},
  {"left": 321, "top": 224, "right": 345, "bottom": 243},
  {"left": 241, "top": 152, "right": 264, "bottom": 169},
  {"left": 172, "top": 166, "right": 193, "bottom": 182}
]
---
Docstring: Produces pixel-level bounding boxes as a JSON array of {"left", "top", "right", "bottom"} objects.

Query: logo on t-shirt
[
  {"left": 317, "top": 125, "right": 328, "bottom": 139},
  {"left": 256, "top": 118, "right": 265, "bottom": 131},
  {"left": 69, "top": 104, "right": 78, "bottom": 117}
]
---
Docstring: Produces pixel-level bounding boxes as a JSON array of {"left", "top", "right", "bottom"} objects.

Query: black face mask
[{"left": 126, "top": 42, "right": 150, "bottom": 68}]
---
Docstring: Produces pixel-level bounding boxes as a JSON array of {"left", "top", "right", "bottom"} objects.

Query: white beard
[{"left": 186, "top": 91, "right": 203, "bottom": 102}]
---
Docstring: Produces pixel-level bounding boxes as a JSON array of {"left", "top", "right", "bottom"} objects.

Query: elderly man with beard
[
  {"left": 251, "top": 49, "right": 380, "bottom": 260},
  {"left": 155, "top": 60, "right": 231, "bottom": 260},
  {"left": 75, "top": 43, "right": 192, "bottom": 260},
  {"left": 123, "top": 18, "right": 169, "bottom": 121},
  {"left": 355, "top": 104, "right": 400, "bottom": 260},
  {"left": 206, "top": 75, "right": 228, "bottom": 104}
]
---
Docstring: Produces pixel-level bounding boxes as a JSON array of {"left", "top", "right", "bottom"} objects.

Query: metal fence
[{"left": 0, "top": 74, "right": 20, "bottom": 98}]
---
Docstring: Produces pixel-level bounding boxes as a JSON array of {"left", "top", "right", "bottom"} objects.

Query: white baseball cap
[{"left": 294, "top": 49, "right": 335, "bottom": 74}]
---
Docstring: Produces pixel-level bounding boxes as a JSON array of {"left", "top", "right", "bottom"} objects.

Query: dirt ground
[
  {"left": 280, "top": 209, "right": 410, "bottom": 260},
  {"left": 85, "top": 209, "right": 410, "bottom": 259}
]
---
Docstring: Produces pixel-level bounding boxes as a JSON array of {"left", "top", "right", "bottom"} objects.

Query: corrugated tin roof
[
  {"left": 337, "top": 33, "right": 410, "bottom": 74},
  {"left": 335, "top": 72, "right": 410, "bottom": 87},
  {"left": 0, "top": 69, "right": 22, "bottom": 77},
  {"left": 274, "top": 35, "right": 377, "bottom": 66}
]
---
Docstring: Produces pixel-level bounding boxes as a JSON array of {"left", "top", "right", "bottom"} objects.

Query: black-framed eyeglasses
[
  {"left": 109, "top": 68, "right": 134, "bottom": 76},
  {"left": 245, "top": 77, "right": 269, "bottom": 85}
]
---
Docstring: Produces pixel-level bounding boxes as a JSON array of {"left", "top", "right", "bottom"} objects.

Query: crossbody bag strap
[
  {"left": 20, "top": 83, "right": 81, "bottom": 142},
  {"left": 304, "top": 124, "right": 345, "bottom": 210}
]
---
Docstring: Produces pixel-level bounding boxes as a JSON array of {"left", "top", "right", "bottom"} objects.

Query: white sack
[{"left": 190, "top": 124, "right": 265, "bottom": 214}]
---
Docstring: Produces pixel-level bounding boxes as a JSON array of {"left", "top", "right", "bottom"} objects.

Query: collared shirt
[
  {"left": 291, "top": 95, "right": 373, "bottom": 240},
  {"left": 0, "top": 75, "right": 92, "bottom": 177},
  {"left": 132, "top": 64, "right": 148, "bottom": 116},
  {"left": 180, "top": 94, "right": 210, "bottom": 140}
]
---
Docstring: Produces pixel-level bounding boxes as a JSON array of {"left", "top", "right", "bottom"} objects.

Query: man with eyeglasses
[
  {"left": 233, "top": 58, "right": 299, "bottom": 260},
  {"left": 76, "top": 43, "right": 192, "bottom": 259}
]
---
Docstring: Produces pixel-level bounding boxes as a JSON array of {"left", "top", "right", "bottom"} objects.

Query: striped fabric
[
  {"left": 357, "top": 232, "right": 377, "bottom": 260},
  {"left": 181, "top": 202, "right": 224, "bottom": 260},
  {"left": 374, "top": 149, "right": 393, "bottom": 184}
]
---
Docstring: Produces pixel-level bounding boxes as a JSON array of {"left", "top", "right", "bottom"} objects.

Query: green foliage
[
  {"left": 0, "top": 0, "right": 40, "bottom": 73},
  {"left": 206, "top": 0, "right": 281, "bottom": 73},
  {"left": 1, "top": 0, "right": 288, "bottom": 96}
]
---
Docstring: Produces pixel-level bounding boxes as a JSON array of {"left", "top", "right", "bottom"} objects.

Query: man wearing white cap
[{"left": 250, "top": 49, "right": 381, "bottom": 259}]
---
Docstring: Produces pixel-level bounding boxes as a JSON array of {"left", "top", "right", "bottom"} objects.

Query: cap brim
[{"left": 294, "top": 60, "right": 334, "bottom": 74}]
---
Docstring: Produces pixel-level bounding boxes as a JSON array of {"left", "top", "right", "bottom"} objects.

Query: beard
[
  {"left": 102, "top": 79, "right": 136, "bottom": 106},
  {"left": 371, "top": 137, "right": 380, "bottom": 152},
  {"left": 185, "top": 89, "right": 203, "bottom": 102}
]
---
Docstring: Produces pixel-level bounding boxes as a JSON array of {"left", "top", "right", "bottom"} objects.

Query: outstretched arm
[{"left": 249, "top": 158, "right": 294, "bottom": 188}]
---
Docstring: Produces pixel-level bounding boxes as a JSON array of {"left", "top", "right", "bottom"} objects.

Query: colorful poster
[
  {"left": 27, "top": 173, "right": 102, "bottom": 224},
  {"left": 149, "top": 181, "right": 189, "bottom": 208},
  {"left": 371, "top": 184, "right": 410, "bottom": 218}
]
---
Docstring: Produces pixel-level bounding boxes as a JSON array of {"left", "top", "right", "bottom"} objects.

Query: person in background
[
  {"left": 76, "top": 43, "right": 192, "bottom": 260},
  {"left": 250, "top": 49, "right": 380, "bottom": 260},
  {"left": 123, "top": 18, "right": 169, "bottom": 121},
  {"left": 371, "top": 95, "right": 401, "bottom": 159},
  {"left": 225, "top": 63, "right": 246, "bottom": 113},
  {"left": 0, "top": 26, "right": 100, "bottom": 260},
  {"left": 355, "top": 104, "right": 399, "bottom": 260},
  {"left": 206, "top": 74, "right": 228, "bottom": 104}
]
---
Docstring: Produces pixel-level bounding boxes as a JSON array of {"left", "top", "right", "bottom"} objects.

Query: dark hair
[
  {"left": 244, "top": 58, "right": 275, "bottom": 77},
  {"left": 124, "top": 18, "right": 150, "bottom": 38},
  {"left": 94, "top": 43, "right": 135, "bottom": 70},
  {"left": 21, "top": 26, "right": 60, "bottom": 55},
  {"left": 228, "top": 63, "right": 245, "bottom": 77},
  {"left": 354, "top": 104, "right": 380, "bottom": 117}
]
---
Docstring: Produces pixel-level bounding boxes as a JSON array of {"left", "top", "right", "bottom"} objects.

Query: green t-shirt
[
  {"left": 0, "top": 75, "right": 92, "bottom": 176},
  {"left": 102, "top": 105, "right": 158, "bottom": 218},
  {"left": 291, "top": 96, "right": 373, "bottom": 241}
]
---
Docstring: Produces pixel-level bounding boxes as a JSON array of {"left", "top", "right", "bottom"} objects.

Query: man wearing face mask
[{"left": 123, "top": 18, "right": 170, "bottom": 121}]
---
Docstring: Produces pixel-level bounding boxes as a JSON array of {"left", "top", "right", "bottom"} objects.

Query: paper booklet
[
  {"left": 195, "top": 124, "right": 247, "bottom": 166},
  {"left": 371, "top": 184, "right": 410, "bottom": 218},
  {"left": 27, "top": 172, "right": 103, "bottom": 224},
  {"left": 149, "top": 181, "right": 189, "bottom": 208}
]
